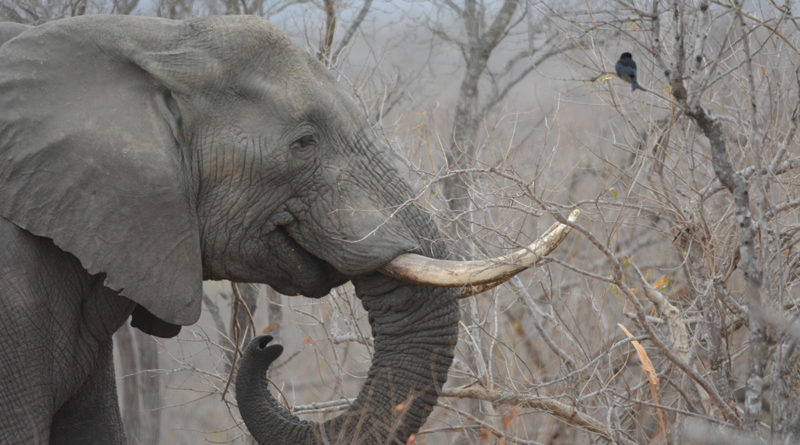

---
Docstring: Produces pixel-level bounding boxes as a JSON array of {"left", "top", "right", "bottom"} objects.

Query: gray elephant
[
  {"left": 0, "top": 22, "right": 29, "bottom": 46},
  {"left": 0, "top": 14, "right": 572, "bottom": 445}
]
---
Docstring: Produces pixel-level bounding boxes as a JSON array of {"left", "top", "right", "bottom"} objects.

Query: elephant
[
  {"left": 0, "top": 22, "right": 29, "bottom": 46},
  {"left": 0, "top": 14, "right": 575, "bottom": 445}
]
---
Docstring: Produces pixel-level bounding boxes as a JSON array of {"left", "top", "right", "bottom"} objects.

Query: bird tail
[{"left": 632, "top": 81, "right": 647, "bottom": 92}]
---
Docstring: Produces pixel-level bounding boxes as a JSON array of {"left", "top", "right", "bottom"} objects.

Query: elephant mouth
[{"left": 263, "top": 226, "right": 349, "bottom": 298}]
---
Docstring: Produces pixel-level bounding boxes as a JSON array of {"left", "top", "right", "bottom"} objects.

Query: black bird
[{"left": 615, "top": 52, "right": 645, "bottom": 91}]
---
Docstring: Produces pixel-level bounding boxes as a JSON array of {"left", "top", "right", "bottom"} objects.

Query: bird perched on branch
[{"left": 615, "top": 52, "right": 646, "bottom": 91}]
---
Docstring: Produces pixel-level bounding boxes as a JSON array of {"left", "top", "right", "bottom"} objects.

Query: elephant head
[{"left": 0, "top": 15, "right": 574, "bottom": 444}]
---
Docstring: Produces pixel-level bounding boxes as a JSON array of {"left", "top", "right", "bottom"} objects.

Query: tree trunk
[{"left": 116, "top": 323, "right": 161, "bottom": 445}]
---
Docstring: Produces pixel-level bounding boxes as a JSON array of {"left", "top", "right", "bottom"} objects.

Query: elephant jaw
[{"left": 379, "top": 209, "right": 580, "bottom": 297}]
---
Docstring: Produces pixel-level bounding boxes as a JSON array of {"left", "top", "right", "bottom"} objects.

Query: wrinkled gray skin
[{"left": 0, "top": 15, "right": 458, "bottom": 445}]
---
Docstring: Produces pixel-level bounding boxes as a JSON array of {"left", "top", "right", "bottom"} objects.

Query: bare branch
[
  {"left": 443, "top": 388, "right": 637, "bottom": 445},
  {"left": 332, "top": 0, "right": 373, "bottom": 65}
]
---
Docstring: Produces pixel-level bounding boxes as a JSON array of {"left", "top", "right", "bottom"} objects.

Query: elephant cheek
[{"left": 285, "top": 213, "right": 418, "bottom": 277}]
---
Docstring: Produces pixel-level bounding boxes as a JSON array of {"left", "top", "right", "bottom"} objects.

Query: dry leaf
[
  {"left": 501, "top": 406, "right": 520, "bottom": 427},
  {"left": 393, "top": 401, "right": 408, "bottom": 413},
  {"left": 654, "top": 275, "right": 669, "bottom": 289},
  {"left": 302, "top": 337, "right": 315, "bottom": 345},
  {"left": 262, "top": 323, "right": 275, "bottom": 334},
  {"left": 618, "top": 323, "right": 666, "bottom": 439}
]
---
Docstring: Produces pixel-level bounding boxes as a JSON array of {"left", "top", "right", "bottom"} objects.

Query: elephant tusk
[{"left": 380, "top": 209, "right": 580, "bottom": 298}]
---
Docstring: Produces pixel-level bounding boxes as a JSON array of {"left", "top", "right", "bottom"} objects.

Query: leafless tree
[
  {"left": 0, "top": 0, "right": 138, "bottom": 23},
  {"left": 115, "top": 324, "right": 161, "bottom": 445},
  {"left": 415, "top": 1, "right": 573, "bottom": 220},
  {"left": 533, "top": 0, "right": 800, "bottom": 442},
  {"left": 314, "top": 0, "right": 372, "bottom": 67}
]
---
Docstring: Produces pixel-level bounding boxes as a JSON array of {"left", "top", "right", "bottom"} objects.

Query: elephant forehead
[
  {"left": 192, "top": 15, "right": 292, "bottom": 50},
  {"left": 238, "top": 70, "right": 341, "bottom": 120}
]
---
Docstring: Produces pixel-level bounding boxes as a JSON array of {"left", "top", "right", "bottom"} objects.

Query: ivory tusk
[{"left": 380, "top": 209, "right": 580, "bottom": 297}]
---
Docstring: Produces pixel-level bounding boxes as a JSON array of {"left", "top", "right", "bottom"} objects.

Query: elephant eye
[{"left": 290, "top": 135, "right": 316, "bottom": 159}]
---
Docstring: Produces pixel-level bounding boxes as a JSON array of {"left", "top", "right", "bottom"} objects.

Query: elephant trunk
[{"left": 236, "top": 274, "right": 459, "bottom": 444}]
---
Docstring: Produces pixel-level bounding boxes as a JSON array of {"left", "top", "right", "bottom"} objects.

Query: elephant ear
[{"left": 0, "top": 17, "right": 207, "bottom": 326}]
